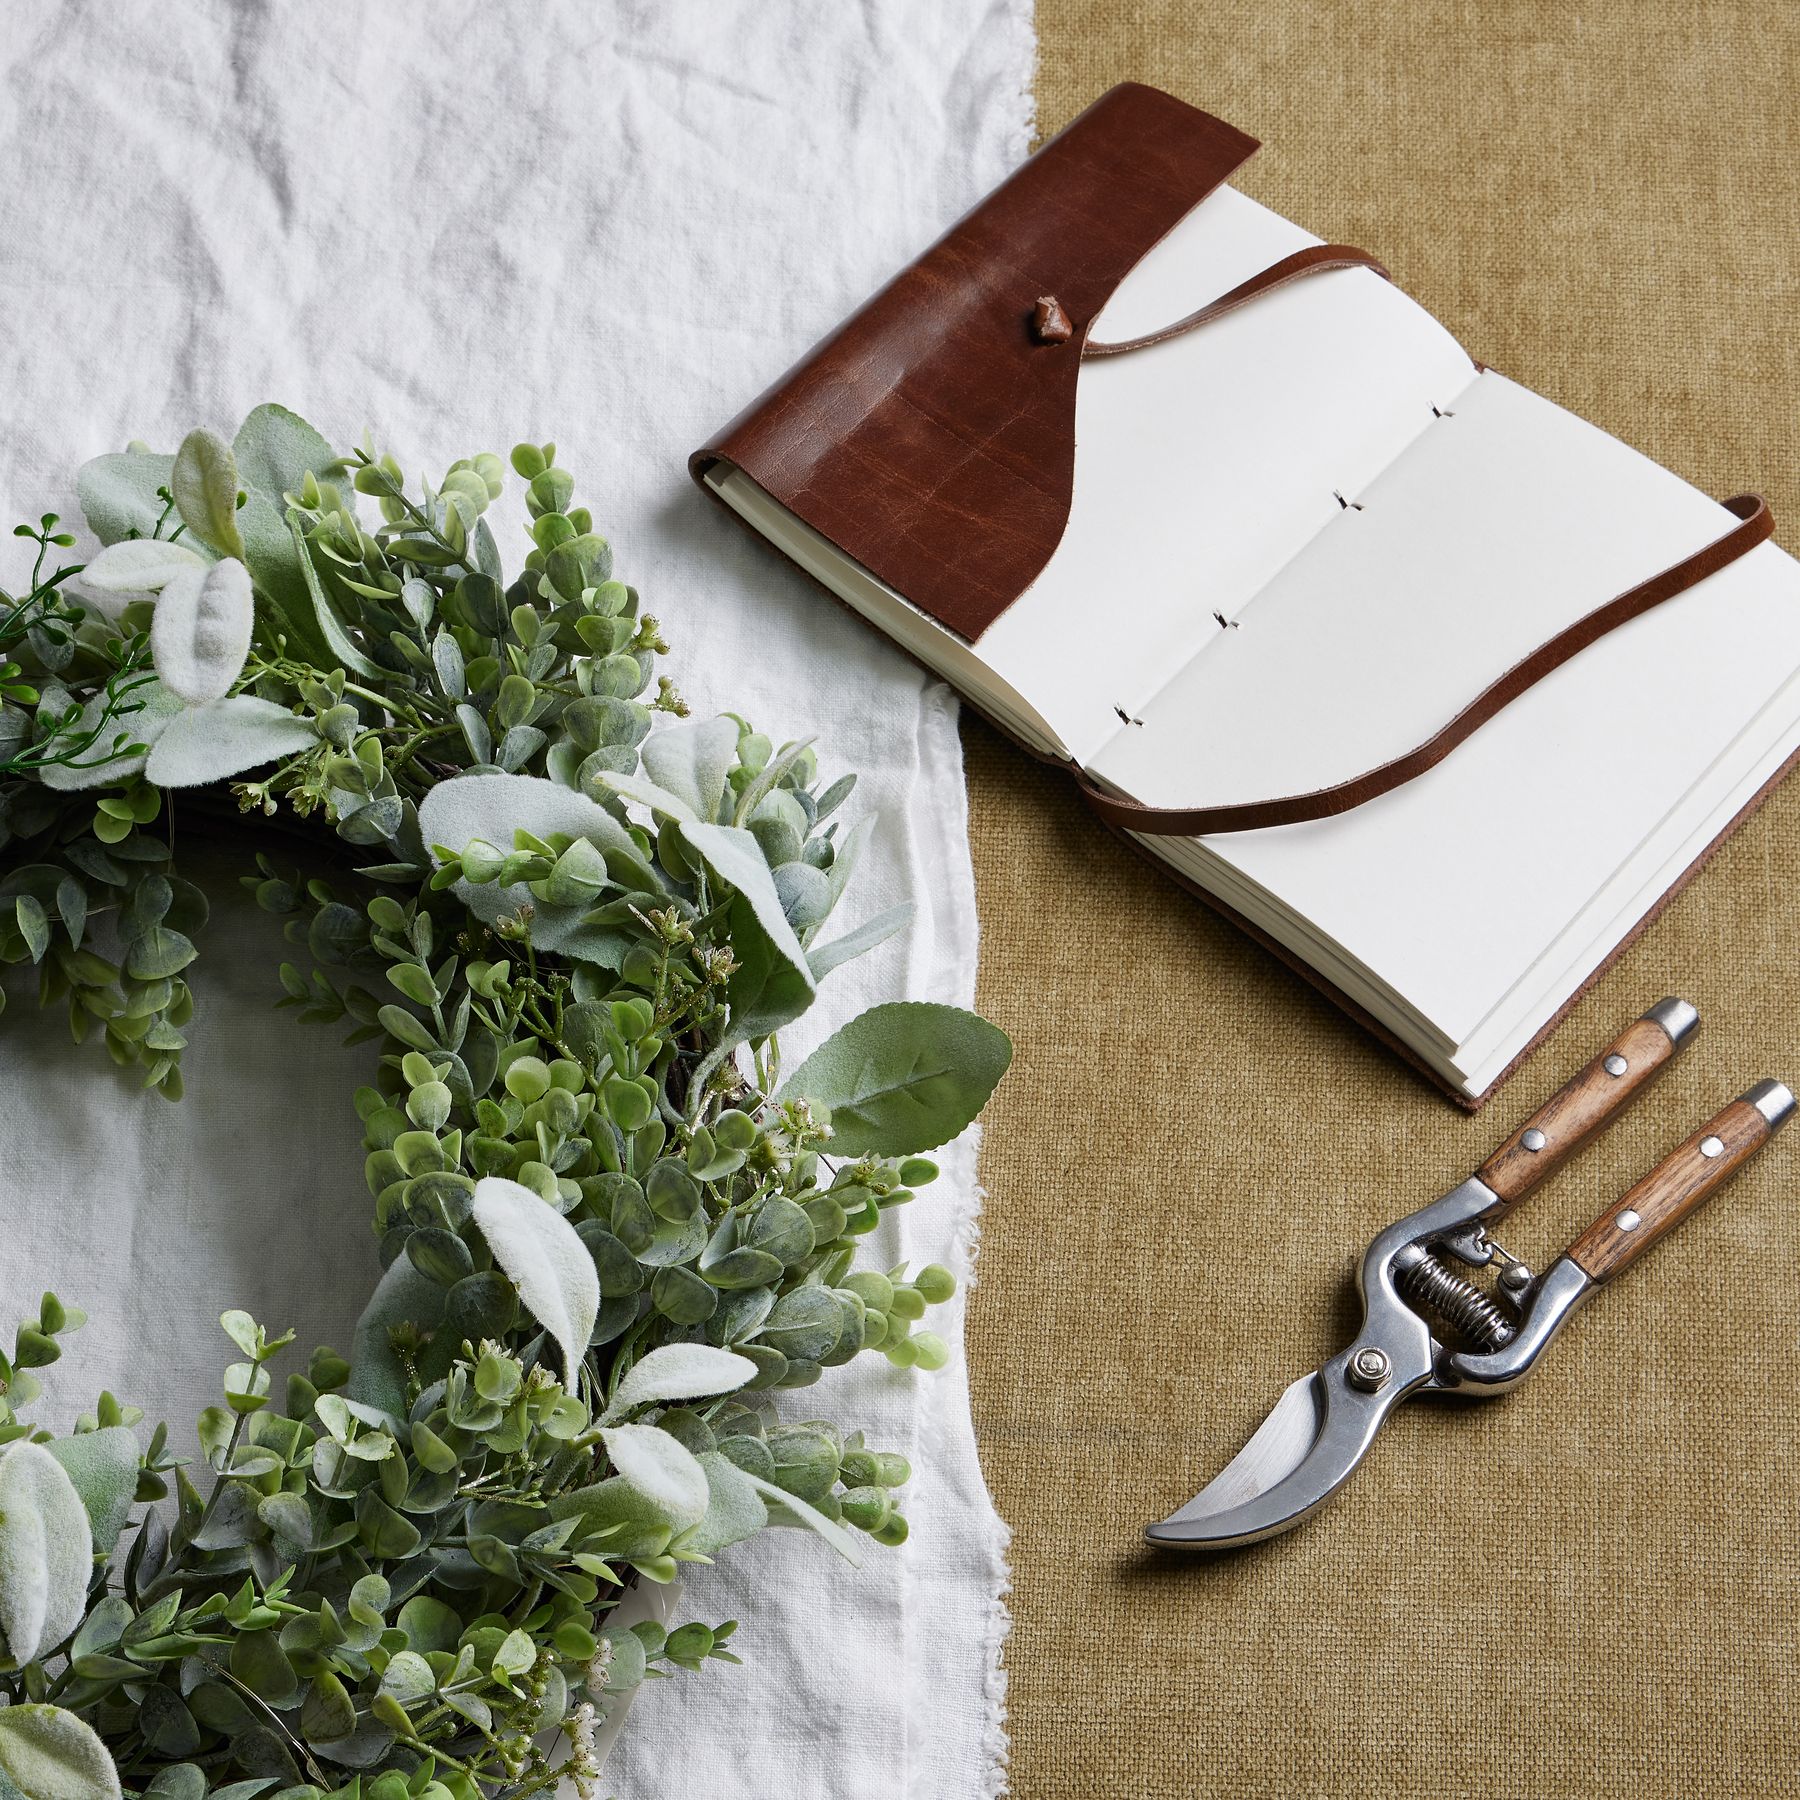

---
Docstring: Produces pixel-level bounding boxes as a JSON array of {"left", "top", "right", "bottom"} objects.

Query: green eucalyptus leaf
[
  {"left": 300, "top": 1668, "right": 357, "bottom": 1743},
  {"left": 649, "top": 1264, "right": 717, "bottom": 1325},
  {"left": 124, "top": 925, "right": 196, "bottom": 980},
  {"left": 443, "top": 1269, "right": 519, "bottom": 1343},
  {"left": 778, "top": 1001, "right": 1012, "bottom": 1154},
  {"left": 397, "top": 1595, "right": 463, "bottom": 1655},
  {"left": 643, "top": 1158, "right": 700, "bottom": 1222},
  {"left": 758, "top": 1287, "right": 849, "bottom": 1364},
  {"left": 577, "top": 1223, "right": 645, "bottom": 1299},
  {"left": 138, "top": 1685, "right": 201, "bottom": 1757},
  {"left": 230, "top": 1630, "right": 300, "bottom": 1706},
  {"left": 143, "top": 1766, "right": 207, "bottom": 1800},
  {"left": 747, "top": 1196, "right": 815, "bottom": 1266}
]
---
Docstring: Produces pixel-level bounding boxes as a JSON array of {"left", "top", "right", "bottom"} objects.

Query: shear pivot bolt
[
  {"left": 1604, "top": 1053, "right": 1629, "bottom": 1077},
  {"left": 1348, "top": 1347, "right": 1392, "bottom": 1392},
  {"left": 1521, "top": 1128, "right": 1547, "bottom": 1152}
]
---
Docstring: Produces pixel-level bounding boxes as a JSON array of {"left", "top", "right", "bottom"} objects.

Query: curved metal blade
[
  {"left": 1152, "top": 1371, "right": 1324, "bottom": 1527},
  {"left": 1145, "top": 1346, "right": 1427, "bottom": 1550}
]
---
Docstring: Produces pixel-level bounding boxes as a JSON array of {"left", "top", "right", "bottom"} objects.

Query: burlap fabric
[{"left": 964, "top": 5, "right": 1800, "bottom": 1794}]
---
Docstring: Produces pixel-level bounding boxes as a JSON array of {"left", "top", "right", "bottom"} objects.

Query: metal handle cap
[
  {"left": 1743, "top": 1079, "right": 1795, "bottom": 1131},
  {"left": 1642, "top": 997, "right": 1700, "bottom": 1046}
]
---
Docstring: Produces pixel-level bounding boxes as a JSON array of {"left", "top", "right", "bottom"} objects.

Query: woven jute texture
[{"left": 963, "top": 5, "right": 1800, "bottom": 1795}]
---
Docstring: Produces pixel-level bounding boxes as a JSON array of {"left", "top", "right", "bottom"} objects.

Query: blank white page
[
  {"left": 1092, "top": 372, "right": 1755, "bottom": 805},
  {"left": 1110, "top": 374, "right": 1800, "bottom": 1043},
  {"left": 979, "top": 185, "right": 1476, "bottom": 766}
]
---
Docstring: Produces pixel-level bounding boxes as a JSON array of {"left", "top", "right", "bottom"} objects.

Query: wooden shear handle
[
  {"left": 1566, "top": 1084, "right": 1794, "bottom": 1281},
  {"left": 1476, "top": 999, "right": 1698, "bottom": 1214}
]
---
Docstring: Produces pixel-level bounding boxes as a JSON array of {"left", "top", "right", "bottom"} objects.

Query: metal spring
[{"left": 1396, "top": 1250, "right": 1517, "bottom": 1351}]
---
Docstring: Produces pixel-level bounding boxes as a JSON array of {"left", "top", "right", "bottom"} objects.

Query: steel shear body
[{"left": 1148, "top": 999, "right": 1793, "bottom": 1550}]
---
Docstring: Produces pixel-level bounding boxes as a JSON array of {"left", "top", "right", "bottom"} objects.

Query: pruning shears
[{"left": 1147, "top": 999, "right": 1792, "bottom": 1550}]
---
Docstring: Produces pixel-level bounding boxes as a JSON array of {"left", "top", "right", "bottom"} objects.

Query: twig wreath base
[{"left": 0, "top": 411, "right": 1011, "bottom": 1799}]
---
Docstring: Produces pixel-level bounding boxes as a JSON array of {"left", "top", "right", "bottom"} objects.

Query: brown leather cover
[
  {"left": 686, "top": 81, "right": 1798, "bottom": 1107},
  {"left": 689, "top": 83, "right": 1258, "bottom": 641}
]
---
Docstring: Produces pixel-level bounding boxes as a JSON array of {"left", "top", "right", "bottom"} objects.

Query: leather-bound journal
[{"left": 691, "top": 82, "right": 1800, "bottom": 1107}]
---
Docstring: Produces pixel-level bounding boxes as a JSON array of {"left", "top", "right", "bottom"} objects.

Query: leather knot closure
[{"left": 1031, "top": 295, "right": 1073, "bottom": 343}]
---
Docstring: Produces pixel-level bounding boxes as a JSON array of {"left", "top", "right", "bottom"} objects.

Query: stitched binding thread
[{"left": 1075, "top": 493, "right": 1774, "bottom": 837}]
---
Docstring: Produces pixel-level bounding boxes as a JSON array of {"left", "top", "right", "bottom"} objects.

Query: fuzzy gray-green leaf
[{"left": 779, "top": 1001, "right": 1011, "bottom": 1154}]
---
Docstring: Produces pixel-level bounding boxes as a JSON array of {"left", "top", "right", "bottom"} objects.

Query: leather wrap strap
[
  {"left": 1083, "top": 243, "right": 1392, "bottom": 358},
  {"left": 1077, "top": 493, "right": 1774, "bottom": 837}
]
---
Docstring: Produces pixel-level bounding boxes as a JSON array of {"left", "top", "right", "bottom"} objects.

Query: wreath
[{"left": 0, "top": 408, "right": 1011, "bottom": 1799}]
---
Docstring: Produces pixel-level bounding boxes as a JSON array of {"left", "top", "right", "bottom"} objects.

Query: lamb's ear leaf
[
  {"left": 144, "top": 697, "right": 315, "bottom": 788},
  {"left": 44, "top": 1426, "right": 140, "bottom": 1554},
  {"left": 638, "top": 714, "right": 739, "bottom": 822},
  {"left": 807, "top": 902, "right": 913, "bottom": 983},
  {"left": 79, "top": 538, "right": 210, "bottom": 596},
  {"left": 738, "top": 1469, "right": 862, "bottom": 1567},
  {"left": 597, "top": 1423, "right": 710, "bottom": 1530},
  {"left": 0, "top": 1443, "right": 94, "bottom": 1667},
  {"left": 149, "top": 560, "right": 254, "bottom": 704},
  {"left": 591, "top": 768, "right": 697, "bottom": 826},
  {"left": 0, "top": 1704, "right": 122, "bottom": 1800},
  {"left": 418, "top": 771, "right": 663, "bottom": 901},
  {"left": 37, "top": 680, "right": 187, "bottom": 794},
  {"left": 598, "top": 1344, "right": 756, "bottom": 1425},
  {"left": 76, "top": 450, "right": 177, "bottom": 547},
  {"left": 821, "top": 812, "right": 875, "bottom": 921},
  {"left": 171, "top": 428, "right": 245, "bottom": 559},
  {"left": 687, "top": 1450, "right": 770, "bottom": 1556},
  {"left": 680, "top": 822, "right": 816, "bottom": 1044},
  {"left": 778, "top": 1001, "right": 1012, "bottom": 1155},
  {"left": 230, "top": 403, "right": 339, "bottom": 666},
  {"left": 471, "top": 1177, "right": 598, "bottom": 1381}
]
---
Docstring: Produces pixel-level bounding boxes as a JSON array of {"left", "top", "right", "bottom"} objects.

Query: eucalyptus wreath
[{"left": 0, "top": 408, "right": 1011, "bottom": 1800}]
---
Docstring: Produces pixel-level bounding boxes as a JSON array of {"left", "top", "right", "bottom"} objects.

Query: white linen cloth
[{"left": 0, "top": 5, "right": 1032, "bottom": 1795}]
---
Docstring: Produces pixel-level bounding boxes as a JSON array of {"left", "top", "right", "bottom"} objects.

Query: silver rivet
[
  {"left": 1521, "top": 1128, "right": 1547, "bottom": 1152},
  {"left": 1604, "top": 1053, "right": 1629, "bottom": 1077},
  {"left": 1348, "top": 1347, "right": 1392, "bottom": 1392},
  {"left": 1616, "top": 1208, "right": 1642, "bottom": 1232},
  {"left": 1700, "top": 1135, "right": 1724, "bottom": 1159},
  {"left": 1499, "top": 1262, "right": 1533, "bottom": 1294}
]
